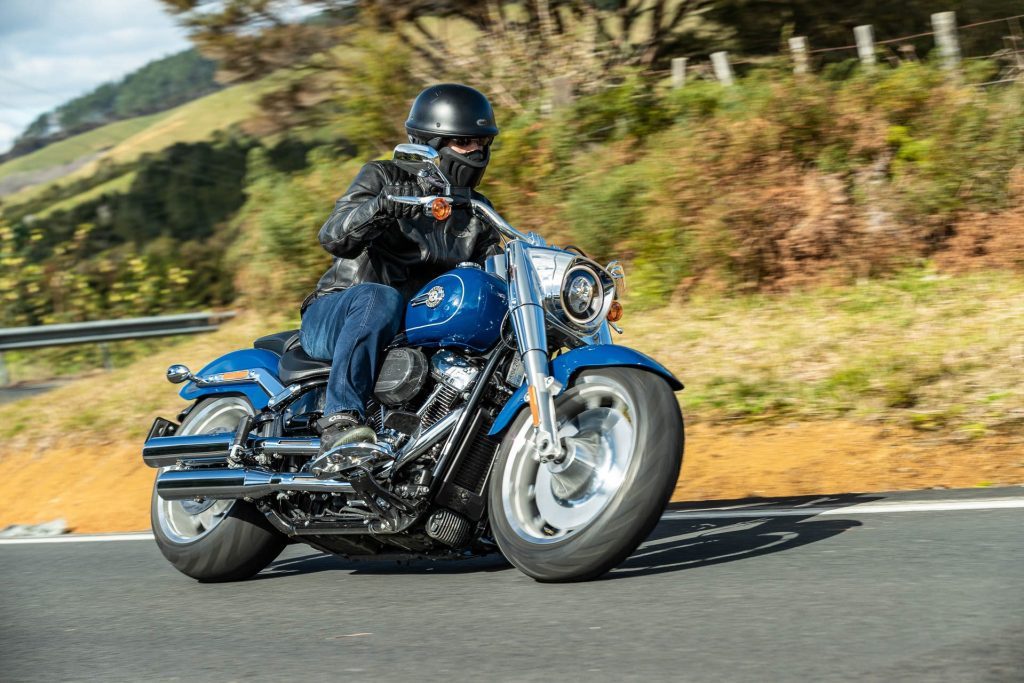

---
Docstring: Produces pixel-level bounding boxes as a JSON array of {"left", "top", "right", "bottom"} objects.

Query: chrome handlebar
[
  {"left": 469, "top": 199, "right": 536, "bottom": 244},
  {"left": 386, "top": 194, "right": 538, "bottom": 245}
]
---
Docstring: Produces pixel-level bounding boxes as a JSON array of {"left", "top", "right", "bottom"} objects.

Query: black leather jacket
[{"left": 304, "top": 160, "right": 502, "bottom": 311}]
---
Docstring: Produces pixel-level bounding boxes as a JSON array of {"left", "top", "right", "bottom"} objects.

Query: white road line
[
  {"left": 661, "top": 497, "right": 1024, "bottom": 520},
  {"left": 1, "top": 497, "right": 1022, "bottom": 545},
  {"left": 0, "top": 532, "right": 154, "bottom": 545}
]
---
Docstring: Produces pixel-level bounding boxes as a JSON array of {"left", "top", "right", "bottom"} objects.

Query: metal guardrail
[{"left": 0, "top": 312, "right": 236, "bottom": 385}]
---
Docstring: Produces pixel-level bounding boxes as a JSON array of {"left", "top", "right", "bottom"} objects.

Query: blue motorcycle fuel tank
[{"left": 405, "top": 265, "right": 507, "bottom": 352}]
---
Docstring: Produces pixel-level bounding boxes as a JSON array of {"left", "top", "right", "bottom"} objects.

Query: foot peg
[{"left": 310, "top": 442, "right": 395, "bottom": 480}]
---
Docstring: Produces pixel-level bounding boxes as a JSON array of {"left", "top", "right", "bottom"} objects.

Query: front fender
[
  {"left": 179, "top": 348, "right": 284, "bottom": 411},
  {"left": 487, "top": 345, "right": 683, "bottom": 436}
]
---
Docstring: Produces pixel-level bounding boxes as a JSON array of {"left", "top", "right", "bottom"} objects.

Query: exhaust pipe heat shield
[{"left": 156, "top": 468, "right": 355, "bottom": 501}]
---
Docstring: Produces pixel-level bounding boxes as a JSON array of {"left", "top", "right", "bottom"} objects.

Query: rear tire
[
  {"left": 151, "top": 396, "right": 286, "bottom": 582},
  {"left": 488, "top": 368, "right": 684, "bottom": 582}
]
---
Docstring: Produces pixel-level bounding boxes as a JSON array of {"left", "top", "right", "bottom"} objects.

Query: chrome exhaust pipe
[
  {"left": 156, "top": 468, "right": 354, "bottom": 501},
  {"left": 143, "top": 434, "right": 321, "bottom": 468},
  {"left": 143, "top": 433, "right": 234, "bottom": 468}
]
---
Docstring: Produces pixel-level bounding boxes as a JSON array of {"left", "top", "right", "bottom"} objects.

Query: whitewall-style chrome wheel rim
[
  {"left": 155, "top": 396, "right": 251, "bottom": 543},
  {"left": 501, "top": 375, "right": 637, "bottom": 544}
]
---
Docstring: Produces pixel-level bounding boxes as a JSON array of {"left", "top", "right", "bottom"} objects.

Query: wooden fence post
[
  {"left": 671, "top": 57, "right": 688, "bottom": 89},
  {"left": 711, "top": 51, "right": 734, "bottom": 86},
  {"left": 931, "top": 11, "right": 961, "bottom": 73},
  {"left": 854, "top": 25, "right": 876, "bottom": 68},
  {"left": 789, "top": 36, "right": 809, "bottom": 75}
]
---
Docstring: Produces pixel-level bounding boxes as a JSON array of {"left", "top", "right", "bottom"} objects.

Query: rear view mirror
[
  {"left": 393, "top": 143, "right": 440, "bottom": 173},
  {"left": 392, "top": 143, "right": 450, "bottom": 191}
]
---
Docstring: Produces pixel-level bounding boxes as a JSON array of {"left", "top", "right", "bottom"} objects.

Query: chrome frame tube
[
  {"left": 259, "top": 438, "right": 320, "bottom": 458},
  {"left": 391, "top": 407, "right": 465, "bottom": 473}
]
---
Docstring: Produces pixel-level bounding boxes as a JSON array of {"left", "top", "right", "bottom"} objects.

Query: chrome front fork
[{"left": 506, "top": 240, "right": 563, "bottom": 461}]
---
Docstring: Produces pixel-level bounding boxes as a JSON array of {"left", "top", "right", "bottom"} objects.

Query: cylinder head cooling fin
[{"left": 425, "top": 508, "right": 474, "bottom": 547}]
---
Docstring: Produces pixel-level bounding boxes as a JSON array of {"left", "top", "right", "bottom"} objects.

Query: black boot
[{"left": 316, "top": 411, "right": 376, "bottom": 458}]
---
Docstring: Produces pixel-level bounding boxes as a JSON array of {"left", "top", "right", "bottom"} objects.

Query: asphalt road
[
  {"left": 2, "top": 488, "right": 1022, "bottom": 682},
  {"left": 0, "top": 380, "right": 69, "bottom": 405}
]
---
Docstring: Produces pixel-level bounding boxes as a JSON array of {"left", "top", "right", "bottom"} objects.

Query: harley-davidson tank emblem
[{"left": 425, "top": 285, "right": 445, "bottom": 308}]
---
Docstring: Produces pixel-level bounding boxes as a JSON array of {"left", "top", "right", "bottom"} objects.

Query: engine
[
  {"left": 373, "top": 347, "right": 479, "bottom": 430},
  {"left": 267, "top": 345, "right": 501, "bottom": 556}
]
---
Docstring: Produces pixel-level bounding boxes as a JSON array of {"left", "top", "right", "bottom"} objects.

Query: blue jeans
[{"left": 299, "top": 284, "right": 404, "bottom": 418}]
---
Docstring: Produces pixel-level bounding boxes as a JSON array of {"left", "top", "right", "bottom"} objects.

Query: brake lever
[
  {"left": 387, "top": 194, "right": 454, "bottom": 220},
  {"left": 386, "top": 195, "right": 434, "bottom": 205}
]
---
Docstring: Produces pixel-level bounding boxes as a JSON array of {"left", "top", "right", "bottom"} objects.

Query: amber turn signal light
[
  {"left": 527, "top": 385, "right": 541, "bottom": 426},
  {"left": 431, "top": 198, "right": 452, "bottom": 221},
  {"left": 607, "top": 300, "right": 623, "bottom": 322}
]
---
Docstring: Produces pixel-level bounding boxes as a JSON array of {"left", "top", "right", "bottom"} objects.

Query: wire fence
[{"left": 645, "top": 10, "right": 1024, "bottom": 89}]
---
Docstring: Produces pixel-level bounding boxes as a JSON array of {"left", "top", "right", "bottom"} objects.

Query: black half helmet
[{"left": 405, "top": 83, "right": 499, "bottom": 148}]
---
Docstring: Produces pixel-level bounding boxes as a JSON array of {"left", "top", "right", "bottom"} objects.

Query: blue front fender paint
[
  {"left": 487, "top": 345, "right": 683, "bottom": 436},
  {"left": 178, "top": 348, "right": 282, "bottom": 410}
]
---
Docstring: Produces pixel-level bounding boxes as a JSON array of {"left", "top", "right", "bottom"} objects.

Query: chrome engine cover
[{"left": 430, "top": 350, "right": 479, "bottom": 392}]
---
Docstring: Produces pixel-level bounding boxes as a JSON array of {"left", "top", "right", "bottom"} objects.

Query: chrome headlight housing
[
  {"left": 560, "top": 263, "right": 609, "bottom": 327},
  {"left": 523, "top": 246, "right": 617, "bottom": 334}
]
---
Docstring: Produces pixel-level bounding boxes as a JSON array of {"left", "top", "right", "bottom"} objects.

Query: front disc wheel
[{"left": 489, "top": 368, "right": 684, "bottom": 582}]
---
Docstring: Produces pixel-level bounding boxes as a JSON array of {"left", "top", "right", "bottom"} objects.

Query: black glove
[{"left": 380, "top": 182, "right": 421, "bottom": 219}]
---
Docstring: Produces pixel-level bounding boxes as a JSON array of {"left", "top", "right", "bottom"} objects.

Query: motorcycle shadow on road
[
  {"left": 607, "top": 493, "right": 878, "bottom": 580},
  {"left": 254, "top": 547, "right": 512, "bottom": 580},
  {"left": 254, "top": 493, "right": 877, "bottom": 580}
]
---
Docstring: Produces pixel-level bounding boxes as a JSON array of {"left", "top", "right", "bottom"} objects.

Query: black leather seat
[
  {"left": 254, "top": 329, "right": 332, "bottom": 385},
  {"left": 278, "top": 346, "right": 332, "bottom": 385},
  {"left": 253, "top": 329, "right": 300, "bottom": 356}
]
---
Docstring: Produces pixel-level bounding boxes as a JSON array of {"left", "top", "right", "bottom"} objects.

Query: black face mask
[{"left": 439, "top": 146, "right": 489, "bottom": 189}]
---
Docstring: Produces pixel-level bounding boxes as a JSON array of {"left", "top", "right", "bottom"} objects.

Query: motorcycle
[{"left": 142, "top": 143, "right": 684, "bottom": 582}]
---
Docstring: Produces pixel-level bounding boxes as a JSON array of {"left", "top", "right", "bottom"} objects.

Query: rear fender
[
  {"left": 487, "top": 345, "right": 683, "bottom": 436},
  {"left": 179, "top": 348, "right": 284, "bottom": 411}
]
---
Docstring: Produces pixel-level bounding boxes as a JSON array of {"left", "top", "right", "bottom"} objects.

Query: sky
[{"left": 0, "top": 0, "right": 192, "bottom": 154}]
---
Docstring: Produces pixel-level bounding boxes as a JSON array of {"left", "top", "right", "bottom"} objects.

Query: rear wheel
[
  {"left": 151, "top": 396, "right": 286, "bottom": 582},
  {"left": 489, "top": 368, "right": 684, "bottom": 582}
]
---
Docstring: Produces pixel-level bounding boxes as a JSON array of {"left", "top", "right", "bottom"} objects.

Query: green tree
[{"left": 159, "top": 0, "right": 355, "bottom": 82}]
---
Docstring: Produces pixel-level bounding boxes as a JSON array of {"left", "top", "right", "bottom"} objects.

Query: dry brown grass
[{"left": 625, "top": 268, "right": 1024, "bottom": 435}]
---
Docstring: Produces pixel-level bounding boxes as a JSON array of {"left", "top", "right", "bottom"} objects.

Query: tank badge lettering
[
  {"left": 426, "top": 285, "right": 446, "bottom": 308},
  {"left": 412, "top": 285, "right": 447, "bottom": 308}
]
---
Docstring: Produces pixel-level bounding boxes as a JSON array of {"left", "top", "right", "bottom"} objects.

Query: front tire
[
  {"left": 151, "top": 396, "right": 286, "bottom": 582},
  {"left": 489, "top": 368, "right": 684, "bottom": 582}
]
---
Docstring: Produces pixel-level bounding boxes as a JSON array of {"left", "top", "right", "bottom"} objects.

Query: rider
[{"left": 300, "top": 83, "right": 502, "bottom": 458}]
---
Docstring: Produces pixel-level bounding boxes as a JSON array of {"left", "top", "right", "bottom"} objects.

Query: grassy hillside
[
  {"left": 0, "top": 113, "right": 168, "bottom": 182},
  {"left": 1, "top": 81, "right": 266, "bottom": 206},
  {"left": 88, "top": 81, "right": 265, "bottom": 168}
]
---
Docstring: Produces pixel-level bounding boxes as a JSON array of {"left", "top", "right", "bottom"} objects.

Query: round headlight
[{"left": 561, "top": 264, "right": 603, "bottom": 326}]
